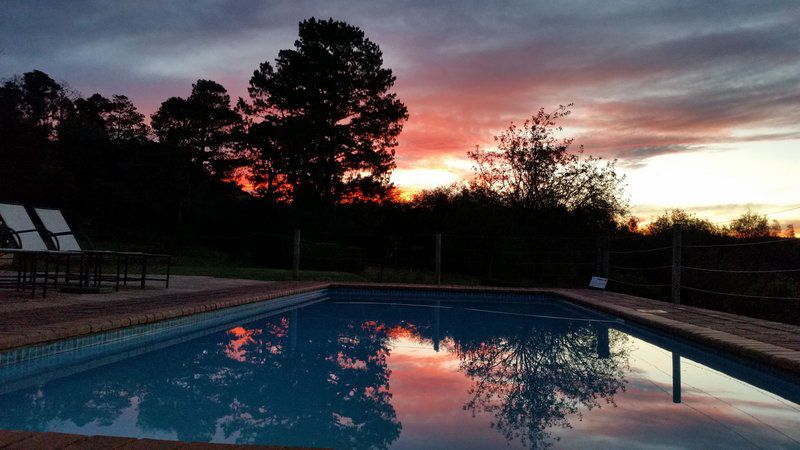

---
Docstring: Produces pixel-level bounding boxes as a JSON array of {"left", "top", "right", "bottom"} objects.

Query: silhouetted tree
[
  {"left": 726, "top": 210, "right": 772, "bottom": 238},
  {"left": 0, "top": 70, "right": 72, "bottom": 204},
  {"left": 68, "top": 93, "right": 149, "bottom": 142},
  {"left": 623, "top": 216, "right": 640, "bottom": 233},
  {"left": 784, "top": 224, "right": 795, "bottom": 238},
  {"left": 0, "top": 70, "right": 73, "bottom": 139},
  {"left": 244, "top": 17, "right": 408, "bottom": 205},
  {"left": 151, "top": 79, "right": 244, "bottom": 177},
  {"left": 98, "top": 94, "right": 149, "bottom": 142},
  {"left": 645, "top": 209, "right": 720, "bottom": 235},
  {"left": 468, "top": 105, "right": 626, "bottom": 224}
]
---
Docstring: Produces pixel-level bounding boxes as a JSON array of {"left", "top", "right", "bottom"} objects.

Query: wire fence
[
  {"left": 203, "top": 231, "right": 800, "bottom": 310},
  {"left": 603, "top": 227, "right": 800, "bottom": 323},
  {"left": 193, "top": 225, "right": 800, "bottom": 322},
  {"left": 198, "top": 230, "right": 599, "bottom": 286}
]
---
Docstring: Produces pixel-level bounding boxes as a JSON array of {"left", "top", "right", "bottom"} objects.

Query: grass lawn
[
  {"left": 172, "top": 264, "right": 482, "bottom": 285},
  {"left": 171, "top": 265, "right": 366, "bottom": 282},
  {"left": 92, "top": 242, "right": 482, "bottom": 285}
]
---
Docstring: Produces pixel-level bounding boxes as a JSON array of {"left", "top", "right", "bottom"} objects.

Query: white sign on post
[{"left": 589, "top": 276, "right": 608, "bottom": 289}]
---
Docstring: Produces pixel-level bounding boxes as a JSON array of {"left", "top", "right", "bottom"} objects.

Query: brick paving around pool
[
  {"left": 551, "top": 287, "right": 800, "bottom": 374},
  {"left": 0, "top": 429, "right": 322, "bottom": 449},
  {"left": 0, "top": 276, "right": 328, "bottom": 351},
  {"left": 1, "top": 276, "right": 800, "bottom": 448}
]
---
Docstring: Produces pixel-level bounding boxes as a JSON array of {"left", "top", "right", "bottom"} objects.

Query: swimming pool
[{"left": 1, "top": 288, "right": 799, "bottom": 448}]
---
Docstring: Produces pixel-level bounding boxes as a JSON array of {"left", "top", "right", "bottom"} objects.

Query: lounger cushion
[
  {"left": 0, "top": 203, "right": 50, "bottom": 251},
  {"left": 34, "top": 208, "right": 83, "bottom": 252}
]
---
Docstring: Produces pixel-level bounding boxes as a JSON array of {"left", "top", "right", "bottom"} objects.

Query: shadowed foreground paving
[
  {"left": 0, "top": 276, "right": 327, "bottom": 350},
  {"left": 0, "top": 429, "right": 321, "bottom": 449}
]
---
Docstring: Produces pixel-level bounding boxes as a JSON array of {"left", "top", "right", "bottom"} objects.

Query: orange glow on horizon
[{"left": 387, "top": 322, "right": 420, "bottom": 340}]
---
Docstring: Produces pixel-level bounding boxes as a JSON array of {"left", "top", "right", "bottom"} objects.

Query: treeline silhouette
[
  {"left": 0, "top": 19, "right": 623, "bottom": 265},
  {"left": 0, "top": 69, "right": 616, "bottom": 270}
]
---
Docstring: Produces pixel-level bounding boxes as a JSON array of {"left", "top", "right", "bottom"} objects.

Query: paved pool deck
[
  {"left": 0, "top": 276, "right": 328, "bottom": 351},
  {"left": 0, "top": 429, "right": 318, "bottom": 449},
  {"left": 1, "top": 276, "right": 799, "bottom": 449}
]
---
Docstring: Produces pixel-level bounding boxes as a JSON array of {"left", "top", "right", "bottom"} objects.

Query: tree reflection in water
[
  {"left": 448, "top": 315, "right": 630, "bottom": 448},
  {"left": 0, "top": 305, "right": 402, "bottom": 449},
  {"left": 133, "top": 312, "right": 402, "bottom": 449}
]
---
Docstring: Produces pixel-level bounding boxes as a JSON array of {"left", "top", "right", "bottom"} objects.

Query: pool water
[{"left": 1, "top": 290, "right": 799, "bottom": 449}]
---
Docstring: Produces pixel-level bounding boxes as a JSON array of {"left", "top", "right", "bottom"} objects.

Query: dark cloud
[{"left": 620, "top": 145, "right": 698, "bottom": 168}]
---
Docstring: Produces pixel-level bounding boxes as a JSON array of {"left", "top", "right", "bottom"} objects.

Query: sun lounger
[
  {"left": 0, "top": 203, "right": 78, "bottom": 297},
  {"left": 33, "top": 207, "right": 171, "bottom": 289}
]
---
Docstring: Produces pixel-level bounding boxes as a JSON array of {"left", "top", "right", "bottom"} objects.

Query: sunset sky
[{"left": 2, "top": 1, "right": 798, "bottom": 226}]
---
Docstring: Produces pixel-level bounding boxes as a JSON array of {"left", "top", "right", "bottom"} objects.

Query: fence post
[
  {"left": 596, "top": 237, "right": 602, "bottom": 275},
  {"left": 596, "top": 236, "right": 610, "bottom": 277},
  {"left": 671, "top": 224, "right": 682, "bottom": 304},
  {"left": 293, "top": 229, "right": 301, "bottom": 281},
  {"left": 435, "top": 232, "right": 442, "bottom": 285}
]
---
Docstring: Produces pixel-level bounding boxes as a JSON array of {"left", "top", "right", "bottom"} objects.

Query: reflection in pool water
[
  {"left": 0, "top": 294, "right": 798, "bottom": 449},
  {"left": 454, "top": 321, "right": 627, "bottom": 447}
]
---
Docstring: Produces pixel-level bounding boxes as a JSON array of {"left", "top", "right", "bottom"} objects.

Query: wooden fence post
[
  {"left": 671, "top": 224, "right": 682, "bottom": 304},
  {"left": 596, "top": 237, "right": 602, "bottom": 275},
  {"left": 435, "top": 232, "right": 442, "bottom": 285},
  {"left": 597, "top": 236, "right": 610, "bottom": 277},
  {"left": 293, "top": 229, "right": 301, "bottom": 281}
]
